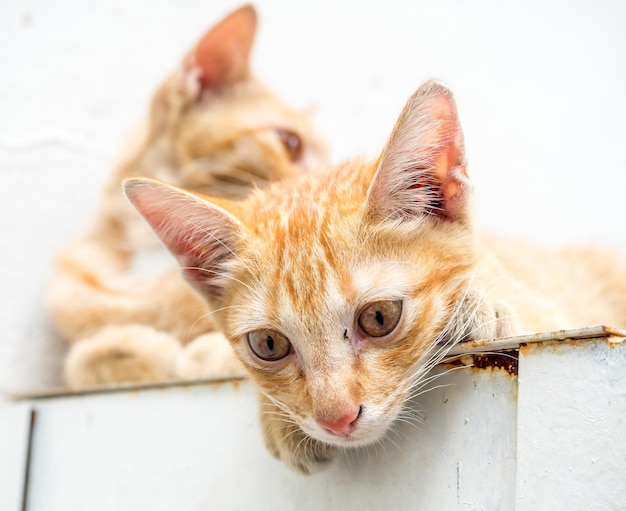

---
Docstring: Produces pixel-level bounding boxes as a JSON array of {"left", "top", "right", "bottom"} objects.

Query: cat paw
[
  {"left": 176, "top": 332, "right": 245, "bottom": 379},
  {"left": 65, "top": 325, "right": 182, "bottom": 388},
  {"left": 452, "top": 291, "right": 518, "bottom": 342},
  {"left": 258, "top": 394, "right": 335, "bottom": 475}
]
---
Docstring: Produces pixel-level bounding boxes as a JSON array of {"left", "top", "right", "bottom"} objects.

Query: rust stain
[
  {"left": 444, "top": 350, "right": 519, "bottom": 376},
  {"left": 472, "top": 352, "right": 518, "bottom": 375},
  {"left": 449, "top": 325, "right": 626, "bottom": 358},
  {"left": 608, "top": 335, "right": 626, "bottom": 349}
]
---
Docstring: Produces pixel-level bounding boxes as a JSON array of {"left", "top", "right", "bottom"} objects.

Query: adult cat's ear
[
  {"left": 365, "top": 80, "right": 470, "bottom": 223},
  {"left": 123, "top": 178, "right": 243, "bottom": 299},
  {"left": 149, "top": 5, "right": 256, "bottom": 131},
  {"left": 186, "top": 4, "right": 257, "bottom": 90}
]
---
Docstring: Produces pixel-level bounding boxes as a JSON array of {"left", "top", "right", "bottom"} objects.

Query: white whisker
[
  {"left": 185, "top": 303, "right": 257, "bottom": 343},
  {"left": 180, "top": 265, "right": 259, "bottom": 296}
]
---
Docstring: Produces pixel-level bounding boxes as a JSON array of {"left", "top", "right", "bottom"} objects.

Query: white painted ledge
[{"left": 2, "top": 328, "right": 625, "bottom": 511}]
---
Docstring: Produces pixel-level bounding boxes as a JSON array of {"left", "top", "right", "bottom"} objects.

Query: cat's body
[
  {"left": 126, "top": 80, "right": 626, "bottom": 474},
  {"left": 46, "top": 5, "right": 328, "bottom": 387},
  {"left": 480, "top": 235, "right": 626, "bottom": 330}
]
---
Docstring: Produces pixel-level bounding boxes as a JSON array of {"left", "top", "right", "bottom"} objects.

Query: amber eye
[
  {"left": 358, "top": 300, "right": 403, "bottom": 338},
  {"left": 247, "top": 329, "right": 292, "bottom": 362},
  {"left": 276, "top": 128, "right": 303, "bottom": 162}
]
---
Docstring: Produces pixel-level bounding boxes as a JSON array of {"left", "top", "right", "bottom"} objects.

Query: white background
[{"left": 1, "top": 0, "right": 625, "bottom": 393}]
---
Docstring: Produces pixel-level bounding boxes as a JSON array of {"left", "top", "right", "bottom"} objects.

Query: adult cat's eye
[
  {"left": 358, "top": 300, "right": 403, "bottom": 338},
  {"left": 276, "top": 128, "right": 303, "bottom": 162},
  {"left": 247, "top": 329, "right": 292, "bottom": 362}
]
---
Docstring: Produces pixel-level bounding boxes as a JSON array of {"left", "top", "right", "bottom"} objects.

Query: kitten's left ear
[
  {"left": 366, "top": 81, "right": 470, "bottom": 223},
  {"left": 123, "top": 178, "right": 244, "bottom": 299}
]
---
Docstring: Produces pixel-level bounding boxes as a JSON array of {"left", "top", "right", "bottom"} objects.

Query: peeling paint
[
  {"left": 448, "top": 325, "right": 626, "bottom": 357},
  {"left": 519, "top": 335, "right": 625, "bottom": 358},
  {"left": 443, "top": 350, "right": 519, "bottom": 377},
  {"left": 472, "top": 352, "right": 519, "bottom": 376}
]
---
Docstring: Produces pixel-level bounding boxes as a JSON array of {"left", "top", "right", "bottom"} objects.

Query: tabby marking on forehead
[
  {"left": 125, "top": 81, "right": 478, "bottom": 473},
  {"left": 351, "top": 262, "right": 415, "bottom": 304},
  {"left": 125, "top": 79, "right": 626, "bottom": 475}
]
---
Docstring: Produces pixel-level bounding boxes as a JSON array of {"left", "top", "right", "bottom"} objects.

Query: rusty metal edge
[
  {"left": 8, "top": 374, "right": 249, "bottom": 401},
  {"left": 447, "top": 325, "right": 626, "bottom": 357}
]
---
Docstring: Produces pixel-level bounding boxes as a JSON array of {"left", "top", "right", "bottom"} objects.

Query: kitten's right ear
[
  {"left": 186, "top": 4, "right": 257, "bottom": 90},
  {"left": 123, "top": 178, "right": 243, "bottom": 298}
]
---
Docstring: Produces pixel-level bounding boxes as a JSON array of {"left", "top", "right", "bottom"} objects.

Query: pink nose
[{"left": 316, "top": 406, "right": 362, "bottom": 437}]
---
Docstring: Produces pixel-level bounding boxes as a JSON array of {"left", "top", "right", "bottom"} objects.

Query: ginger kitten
[
  {"left": 47, "top": 4, "right": 328, "bottom": 388},
  {"left": 125, "top": 81, "right": 626, "bottom": 474}
]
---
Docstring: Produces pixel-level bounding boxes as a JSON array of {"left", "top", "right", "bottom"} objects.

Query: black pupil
[
  {"left": 266, "top": 335, "right": 275, "bottom": 351},
  {"left": 375, "top": 310, "right": 384, "bottom": 325}
]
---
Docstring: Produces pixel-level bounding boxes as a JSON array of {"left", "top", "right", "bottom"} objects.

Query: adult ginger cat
[
  {"left": 125, "top": 80, "right": 626, "bottom": 474},
  {"left": 47, "top": 4, "right": 327, "bottom": 388}
]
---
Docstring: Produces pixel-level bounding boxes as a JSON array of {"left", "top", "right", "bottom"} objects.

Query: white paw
[{"left": 176, "top": 332, "right": 245, "bottom": 379}]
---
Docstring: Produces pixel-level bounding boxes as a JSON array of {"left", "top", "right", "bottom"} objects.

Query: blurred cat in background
[{"left": 47, "top": 4, "right": 328, "bottom": 388}]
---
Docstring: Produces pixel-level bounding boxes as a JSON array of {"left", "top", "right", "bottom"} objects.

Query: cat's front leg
[{"left": 257, "top": 392, "right": 335, "bottom": 475}]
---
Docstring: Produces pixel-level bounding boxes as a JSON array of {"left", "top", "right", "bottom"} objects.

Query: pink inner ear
[
  {"left": 124, "top": 178, "right": 243, "bottom": 297},
  {"left": 412, "top": 91, "right": 468, "bottom": 219},
  {"left": 426, "top": 94, "right": 465, "bottom": 181},
  {"left": 368, "top": 81, "right": 471, "bottom": 222},
  {"left": 434, "top": 123, "right": 468, "bottom": 219},
  {"left": 191, "top": 4, "right": 257, "bottom": 89}
]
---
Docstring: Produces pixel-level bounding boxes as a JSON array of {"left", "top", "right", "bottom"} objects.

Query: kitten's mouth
[{"left": 316, "top": 430, "right": 380, "bottom": 448}]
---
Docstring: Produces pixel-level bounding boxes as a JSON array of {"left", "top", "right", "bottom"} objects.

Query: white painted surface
[
  {"left": 26, "top": 368, "right": 517, "bottom": 511},
  {"left": 11, "top": 335, "right": 625, "bottom": 510},
  {"left": 516, "top": 339, "right": 626, "bottom": 510},
  {"left": 1, "top": 0, "right": 625, "bottom": 394}
]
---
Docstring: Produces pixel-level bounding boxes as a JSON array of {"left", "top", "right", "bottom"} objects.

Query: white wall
[{"left": 1, "top": 0, "right": 625, "bottom": 393}]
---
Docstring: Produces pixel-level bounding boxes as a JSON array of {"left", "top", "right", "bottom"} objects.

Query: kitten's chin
[{"left": 321, "top": 434, "right": 382, "bottom": 449}]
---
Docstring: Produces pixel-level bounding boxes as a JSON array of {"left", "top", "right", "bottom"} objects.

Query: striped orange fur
[{"left": 126, "top": 80, "right": 626, "bottom": 473}]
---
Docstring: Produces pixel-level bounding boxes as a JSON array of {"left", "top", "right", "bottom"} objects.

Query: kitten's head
[
  {"left": 125, "top": 82, "right": 487, "bottom": 454},
  {"left": 116, "top": 4, "right": 328, "bottom": 200}
]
